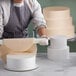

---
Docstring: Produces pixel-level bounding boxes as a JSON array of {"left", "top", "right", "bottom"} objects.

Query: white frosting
[
  {"left": 47, "top": 36, "right": 70, "bottom": 62},
  {"left": 50, "top": 36, "right": 67, "bottom": 49},
  {"left": 5, "top": 54, "right": 37, "bottom": 71},
  {"left": 47, "top": 46, "right": 70, "bottom": 62}
]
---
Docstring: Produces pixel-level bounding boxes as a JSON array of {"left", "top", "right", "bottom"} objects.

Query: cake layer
[
  {"left": 47, "top": 26, "right": 75, "bottom": 39},
  {"left": 50, "top": 36, "right": 67, "bottom": 49},
  {"left": 46, "top": 17, "right": 72, "bottom": 28},
  {"left": 5, "top": 54, "right": 37, "bottom": 71},
  {"left": 47, "top": 46, "right": 70, "bottom": 62},
  {"left": 43, "top": 6, "right": 70, "bottom": 19},
  {"left": 47, "top": 25, "right": 74, "bottom": 29}
]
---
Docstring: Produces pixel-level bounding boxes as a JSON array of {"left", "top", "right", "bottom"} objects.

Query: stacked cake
[
  {"left": 43, "top": 6, "right": 75, "bottom": 39},
  {"left": 47, "top": 36, "right": 70, "bottom": 62}
]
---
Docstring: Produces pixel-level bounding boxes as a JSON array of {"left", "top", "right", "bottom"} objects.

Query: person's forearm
[{"left": 37, "top": 26, "right": 47, "bottom": 37}]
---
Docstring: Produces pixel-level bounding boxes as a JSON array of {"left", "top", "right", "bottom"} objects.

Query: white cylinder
[
  {"left": 47, "top": 46, "right": 70, "bottom": 62},
  {"left": 5, "top": 54, "right": 37, "bottom": 71},
  {"left": 50, "top": 36, "right": 68, "bottom": 49}
]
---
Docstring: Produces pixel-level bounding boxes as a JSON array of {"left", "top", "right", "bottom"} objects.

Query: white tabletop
[{"left": 0, "top": 53, "right": 76, "bottom": 76}]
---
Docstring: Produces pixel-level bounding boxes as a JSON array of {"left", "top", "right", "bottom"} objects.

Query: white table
[{"left": 0, "top": 53, "right": 76, "bottom": 76}]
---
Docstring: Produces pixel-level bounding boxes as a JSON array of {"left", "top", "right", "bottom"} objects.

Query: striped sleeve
[{"left": 0, "top": 6, "right": 4, "bottom": 38}]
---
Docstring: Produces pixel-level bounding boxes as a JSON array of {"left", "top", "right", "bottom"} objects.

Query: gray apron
[{"left": 2, "top": 1, "right": 32, "bottom": 38}]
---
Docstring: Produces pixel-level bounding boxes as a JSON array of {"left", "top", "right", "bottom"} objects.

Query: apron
[{"left": 2, "top": 1, "right": 32, "bottom": 38}]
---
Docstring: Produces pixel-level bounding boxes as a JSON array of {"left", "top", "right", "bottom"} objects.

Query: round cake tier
[
  {"left": 43, "top": 6, "right": 70, "bottom": 19},
  {"left": 47, "top": 25, "right": 74, "bottom": 29},
  {"left": 46, "top": 17, "right": 72, "bottom": 28},
  {"left": 5, "top": 54, "right": 37, "bottom": 71},
  {"left": 0, "top": 44, "right": 37, "bottom": 64},
  {"left": 50, "top": 36, "right": 67, "bottom": 49},
  {"left": 47, "top": 26, "right": 75, "bottom": 39},
  {"left": 47, "top": 46, "right": 70, "bottom": 62}
]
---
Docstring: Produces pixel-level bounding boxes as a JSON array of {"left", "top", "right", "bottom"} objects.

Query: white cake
[
  {"left": 50, "top": 36, "right": 67, "bottom": 49},
  {"left": 5, "top": 54, "right": 38, "bottom": 71},
  {"left": 43, "top": 6, "right": 75, "bottom": 39},
  {"left": 47, "top": 46, "right": 70, "bottom": 62},
  {"left": 47, "top": 36, "right": 70, "bottom": 62}
]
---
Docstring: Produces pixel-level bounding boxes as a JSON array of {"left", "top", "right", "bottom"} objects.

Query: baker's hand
[
  {"left": 38, "top": 38, "right": 49, "bottom": 46},
  {"left": 37, "top": 26, "right": 49, "bottom": 45}
]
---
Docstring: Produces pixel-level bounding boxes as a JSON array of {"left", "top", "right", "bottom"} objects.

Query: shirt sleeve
[
  {"left": 0, "top": 6, "right": 4, "bottom": 38},
  {"left": 31, "top": 0, "right": 47, "bottom": 29}
]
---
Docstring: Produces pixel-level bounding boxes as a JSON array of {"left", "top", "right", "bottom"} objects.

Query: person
[{"left": 0, "top": 0, "right": 47, "bottom": 39}]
